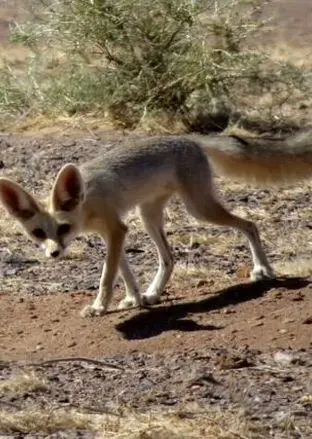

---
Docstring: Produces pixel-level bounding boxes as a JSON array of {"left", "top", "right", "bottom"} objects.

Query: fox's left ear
[
  {"left": 0, "top": 178, "right": 40, "bottom": 220},
  {"left": 51, "top": 164, "right": 85, "bottom": 212}
]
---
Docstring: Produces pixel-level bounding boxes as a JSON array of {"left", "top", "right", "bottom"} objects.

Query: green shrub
[{"left": 1, "top": 0, "right": 310, "bottom": 130}]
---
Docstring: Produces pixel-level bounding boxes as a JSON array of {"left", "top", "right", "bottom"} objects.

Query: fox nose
[{"left": 44, "top": 239, "right": 62, "bottom": 259}]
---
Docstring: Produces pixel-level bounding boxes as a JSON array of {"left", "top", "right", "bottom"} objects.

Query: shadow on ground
[{"left": 116, "top": 277, "right": 310, "bottom": 340}]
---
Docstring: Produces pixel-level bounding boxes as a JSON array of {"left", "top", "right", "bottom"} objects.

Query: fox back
[
  {"left": 80, "top": 136, "right": 212, "bottom": 214},
  {"left": 0, "top": 136, "right": 211, "bottom": 258}
]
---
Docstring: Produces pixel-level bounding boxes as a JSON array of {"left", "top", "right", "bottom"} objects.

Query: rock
[{"left": 273, "top": 351, "right": 294, "bottom": 366}]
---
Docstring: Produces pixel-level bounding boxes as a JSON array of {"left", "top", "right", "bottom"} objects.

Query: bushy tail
[{"left": 192, "top": 130, "right": 312, "bottom": 186}]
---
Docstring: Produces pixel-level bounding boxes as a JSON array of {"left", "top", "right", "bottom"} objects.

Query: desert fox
[{"left": 1, "top": 132, "right": 312, "bottom": 317}]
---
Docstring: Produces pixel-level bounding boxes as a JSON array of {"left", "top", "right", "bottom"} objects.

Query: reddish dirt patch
[{"left": 0, "top": 278, "right": 311, "bottom": 361}]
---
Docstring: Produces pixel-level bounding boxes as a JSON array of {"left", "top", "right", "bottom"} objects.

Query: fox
[{"left": 1, "top": 131, "right": 312, "bottom": 317}]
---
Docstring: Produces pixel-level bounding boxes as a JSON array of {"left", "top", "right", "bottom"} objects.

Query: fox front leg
[{"left": 81, "top": 222, "right": 127, "bottom": 317}]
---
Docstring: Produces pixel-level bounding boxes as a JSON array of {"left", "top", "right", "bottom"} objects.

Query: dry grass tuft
[
  {"left": 0, "top": 408, "right": 95, "bottom": 435},
  {"left": 173, "top": 262, "right": 217, "bottom": 286},
  {"left": 264, "top": 42, "right": 312, "bottom": 69},
  {"left": 222, "top": 125, "right": 260, "bottom": 138},
  {"left": 275, "top": 258, "right": 312, "bottom": 278},
  {"left": 0, "top": 373, "right": 48, "bottom": 395},
  {"left": 0, "top": 406, "right": 267, "bottom": 438}
]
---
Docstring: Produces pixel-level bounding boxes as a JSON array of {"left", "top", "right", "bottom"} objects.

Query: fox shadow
[{"left": 115, "top": 277, "right": 310, "bottom": 340}]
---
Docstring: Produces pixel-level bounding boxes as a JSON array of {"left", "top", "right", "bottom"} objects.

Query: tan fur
[
  {"left": 1, "top": 130, "right": 311, "bottom": 317},
  {"left": 193, "top": 130, "right": 312, "bottom": 184}
]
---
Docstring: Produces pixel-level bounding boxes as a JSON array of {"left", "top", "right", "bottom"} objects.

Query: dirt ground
[{"left": 0, "top": 1, "right": 312, "bottom": 438}]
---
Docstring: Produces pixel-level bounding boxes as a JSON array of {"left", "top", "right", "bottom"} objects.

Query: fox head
[{"left": 0, "top": 164, "right": 85, "bottom": 259}]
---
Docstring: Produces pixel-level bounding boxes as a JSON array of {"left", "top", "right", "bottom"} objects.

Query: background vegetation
[{"left": 0, "top": 0, "right": 311, "bottom": 132}]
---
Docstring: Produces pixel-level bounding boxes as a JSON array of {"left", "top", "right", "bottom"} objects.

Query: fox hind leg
[
  {"left": 179, "top": 166, "right": 274, "bottom": 281},
  {"left": 139, "top": 196, "right": 174, "bottom": 305}
]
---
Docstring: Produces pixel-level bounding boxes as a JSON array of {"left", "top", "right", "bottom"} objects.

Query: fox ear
[
  {"left": 0, "top": 178, "right": 40, "bottom": 220},
  {"left": 52, "top": 164, "right": 85, "bottom": 212}
]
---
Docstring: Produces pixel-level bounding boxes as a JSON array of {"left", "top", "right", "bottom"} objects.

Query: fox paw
[
  {"left": 250, "top": 266, "right": 275, "bottom": 281},
  {"left": 141, "top": 292, "right": 161, "bottom": 306},
  {"left": 80, "top": 303, "right": 107, "bottom": 318},
  {"left": 118, "top": 297, "right": 141, "bottom": 310}
]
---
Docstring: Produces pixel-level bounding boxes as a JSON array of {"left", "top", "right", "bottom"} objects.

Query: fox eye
[
  {"left": 32, "top": 228, "right": 46, "bottom": 240},
  {"left": 57, "top": 223, "right": 71, "bottom": 236}
]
